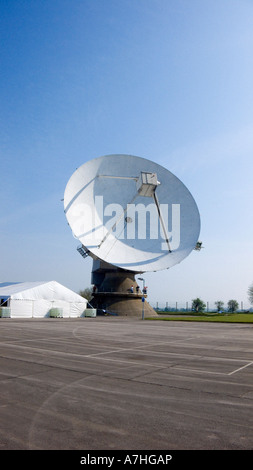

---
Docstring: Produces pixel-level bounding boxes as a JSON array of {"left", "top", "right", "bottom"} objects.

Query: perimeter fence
[{"left": 152, "top": 301, "right": 252, "bottom": 313}]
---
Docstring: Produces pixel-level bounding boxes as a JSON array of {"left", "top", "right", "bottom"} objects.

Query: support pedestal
[{"left": 90, "top": 270, "right": 157, "bottom": 317}]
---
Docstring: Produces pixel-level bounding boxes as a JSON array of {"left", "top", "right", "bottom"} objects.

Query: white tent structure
[{"left": 0, "top": 281, "right": 88, "bottom": 318}]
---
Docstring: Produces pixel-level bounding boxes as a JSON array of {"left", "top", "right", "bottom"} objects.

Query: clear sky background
[{"left": 1, "top": 0, "right": 253, "bottom": 309}]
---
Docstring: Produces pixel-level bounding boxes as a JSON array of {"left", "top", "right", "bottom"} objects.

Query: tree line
[
  {"left": 192, "top": 283, "right": 253, "bottom": 313},
  {"left": 192, "top": 298, "right": 239, "bottom": 313}
]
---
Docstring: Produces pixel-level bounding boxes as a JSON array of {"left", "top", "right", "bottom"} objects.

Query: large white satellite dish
[
  {"left": 64, "top": 154, "right": 200, "bottom": 273},
  {"left": 64, "top": 154, "right": 201, "bottom": 316}
]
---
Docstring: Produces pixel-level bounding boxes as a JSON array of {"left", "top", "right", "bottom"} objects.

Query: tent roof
[{"left": 0, "top": 281, "right": 87, "bottom": 302}]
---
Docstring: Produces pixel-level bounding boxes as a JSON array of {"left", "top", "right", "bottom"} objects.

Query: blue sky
[{"left": 1, "top": 0, "right": 253, "bottom": 309}]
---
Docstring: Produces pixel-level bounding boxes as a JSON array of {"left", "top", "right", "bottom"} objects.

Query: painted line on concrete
[{"left": 228, "top": 361, "right": 253, "bottom": 375}]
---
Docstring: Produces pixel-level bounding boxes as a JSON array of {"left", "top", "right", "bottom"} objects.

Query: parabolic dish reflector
[{"left": 64, "top": 154, "right": 200, "bottom": 272}]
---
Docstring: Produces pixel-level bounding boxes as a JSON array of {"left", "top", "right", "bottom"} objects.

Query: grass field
[{"left": 148, "top": 312, "right": 253, "bottom": 323}]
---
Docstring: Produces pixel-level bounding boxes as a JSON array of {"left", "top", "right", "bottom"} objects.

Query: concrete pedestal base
[{"left": 90, "top": 271, "right": 157, "bottom": 317}]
